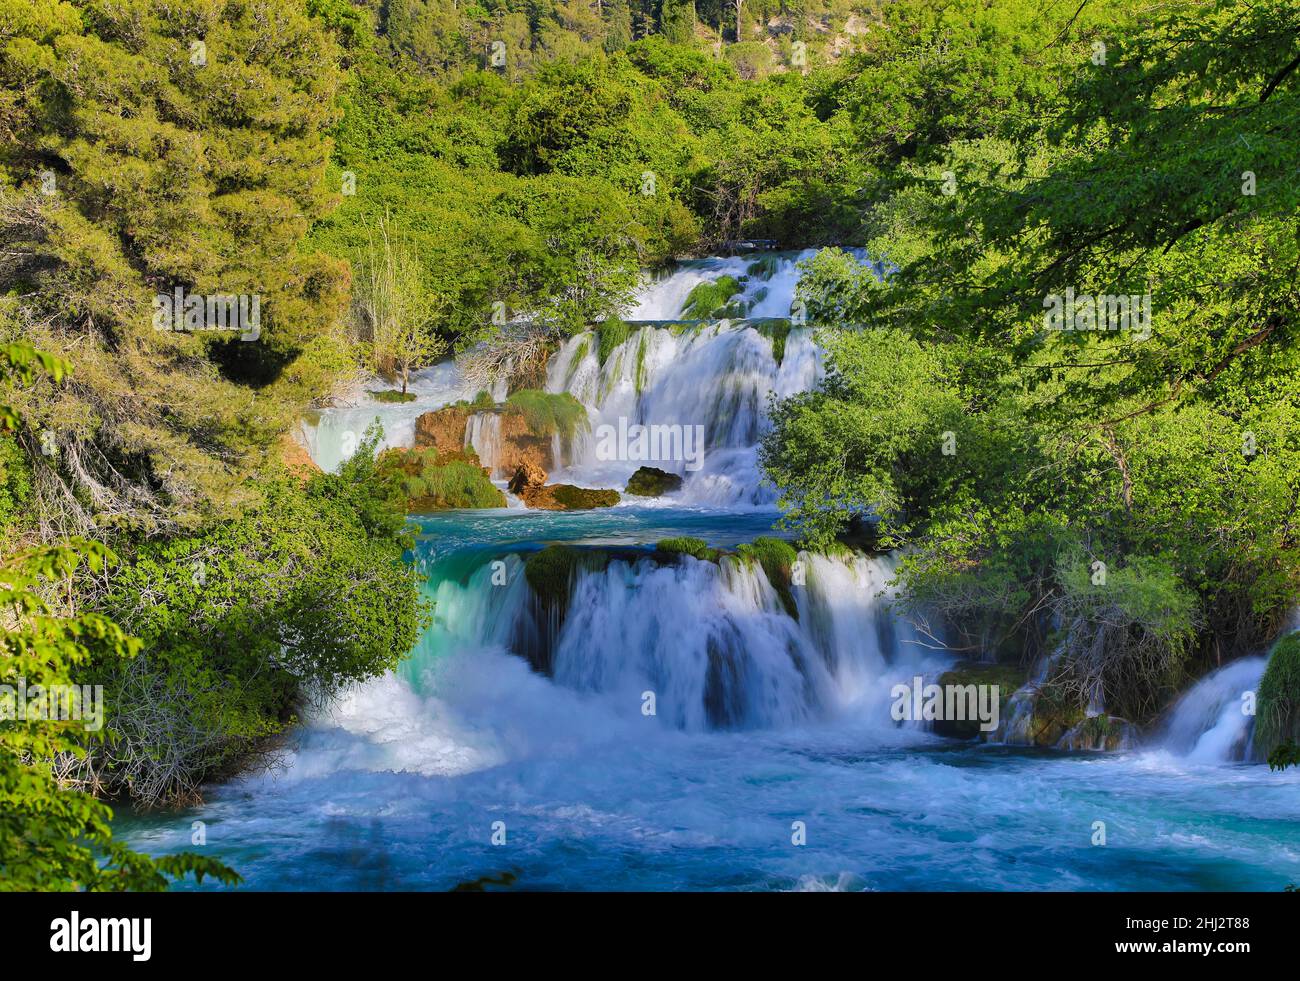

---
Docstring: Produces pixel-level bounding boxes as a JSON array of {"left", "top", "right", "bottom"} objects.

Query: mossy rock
[
  {"left": 625, "top": 466, "right": 684, "bottom": 497},
  {"left": 934, "top": 662, "right": 1027, "bottom": 739},
  {"left": 597, "top": 317, "right": 631, "bottom": 363},
  {"left": 1026, "top": 683, "right": 1087, "bottom": 747},
  {"left": 1257, "top": 632, "right": 1300, "bottom": 755},
  {"left": 524, "top": 545, "right": 608, "bottom": 612},
  {"left": 377, "top": 446, "right": 505, "bottom": 510},
  {"left": 550, "top": 485, "right": 619, "bottom": 509},
  {"left": 752, "top": 319, "right": 792, "bottom": 367},
  {"left": 367, "top": 388, "right": 418, "bottom": 403},
  {"left": 503, "top": 390, "right": 588, "bottom": 442},
  {"left": 680, "top": 275, "right": 744, "bottom": 320},
  {"left": 746, "top": 255, "right": 779, "bottom": 280},
  {"left": 735, "top": 536, "right": 799, "bottom": 619},
  {"left": 1056, "top": 714, "right": 1136, "bottom": 752},
  {"left": 656, "top": 536, "right": 721, "bottom": 562}
]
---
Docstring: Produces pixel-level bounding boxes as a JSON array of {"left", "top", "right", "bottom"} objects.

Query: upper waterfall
[{"left": 299, "top": 250, "right": 853, "bottom": 501}]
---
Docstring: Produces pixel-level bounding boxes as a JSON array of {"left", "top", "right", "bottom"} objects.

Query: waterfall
[
  {"left": 544, "top": 322, "right": 823, "bottom": 504},
  {"left": 628, "top": 250, "right": 819, "bottom": 321},
  {"left": 463, "top": 412, "right": 504, "bottom": 475},
  {"left": 299, "top": 362, "right": 497, "bottom": 474},
  {"left": 401, "top": 546, "right": 942, "bottom": 734},
  {"left": 1157, "top": 657, "right": 1267, "bottom": 763},
  {"left": 300, "top": 250, "right": 871, "bottom": 489}
]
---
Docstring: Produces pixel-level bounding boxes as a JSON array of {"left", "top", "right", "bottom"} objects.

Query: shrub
[
  {"left": 378, "top": 447, "right": 505, "bottom": 510},
  {"left": 1257, "top": 633, "right": 1300, "bottom": 757},
  {"left": 90, "top": 464, "right": 429, "bottom": 806}
]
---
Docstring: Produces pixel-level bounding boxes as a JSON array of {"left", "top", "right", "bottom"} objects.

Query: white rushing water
[
  {"left": 543, "top": 321, "right": 821, "bottom": 505},
  {"left": 1158, "top": 657, "right": 1268, "bottom": 763}
]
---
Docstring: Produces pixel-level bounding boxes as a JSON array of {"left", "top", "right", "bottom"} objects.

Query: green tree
[
  {"left": 359, "top": 214, "right": 447, "bottom": 394},
  {"left": 0, "top": 342, "right": 238, "bottom": 890}
]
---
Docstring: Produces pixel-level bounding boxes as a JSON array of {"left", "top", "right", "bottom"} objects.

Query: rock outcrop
[
  {"left": 624, "top": 466, "right": 684, "bottom": 497},
  {"left": 507, "top": 461, "right": 548, "bottom": 495},
  {"left": 517, "top": 482, "right": 620, "bottom": 511},
  {"left": 415, "top": 406, "right": 554, "bottom": 477}
]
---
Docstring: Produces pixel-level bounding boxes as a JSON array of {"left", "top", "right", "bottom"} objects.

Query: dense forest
[{"left": 1, "top": 0, "right": 1298, "bottom": 890}]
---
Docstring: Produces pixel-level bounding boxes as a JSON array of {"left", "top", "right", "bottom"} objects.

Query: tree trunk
[{"left": 734, "top": 0, "right": 743, "bottom": 41}]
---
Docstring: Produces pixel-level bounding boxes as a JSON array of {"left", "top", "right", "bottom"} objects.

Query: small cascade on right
[{"left": 1156, "top": 656, "right": 1267, "bottom": 763}]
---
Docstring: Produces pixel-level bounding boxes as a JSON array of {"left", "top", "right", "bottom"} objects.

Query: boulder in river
[
  {"left": 624, "top": 466, "right": 684, "bottom": 497},
  {"left": 508, "top": 461, "right": 548, "bottom": 495},
  {"left": 519, "top": 483, "right": 619, "bottom": 511}
]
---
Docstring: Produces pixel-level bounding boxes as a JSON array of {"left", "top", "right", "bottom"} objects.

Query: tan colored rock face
[
  {"left": 508, "top": 462, "right": 548, "bottom": 494},
  {"left": 414, "top": 407, "right": 554, "bottom": 477}
]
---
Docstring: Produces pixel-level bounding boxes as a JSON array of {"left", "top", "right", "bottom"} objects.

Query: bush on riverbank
[
  {"left": 1258, "top": 634, "right": 1300, "bottom": 758},
  {"left": 86, "top": 447, "right": 429, "bottom": 806},
  {"left": 378, "top": 446, "right": 505, "bottom": 511}
]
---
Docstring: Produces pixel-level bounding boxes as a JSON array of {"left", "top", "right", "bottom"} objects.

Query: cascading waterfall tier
[
  {"left": 300, "top": 251, "right": 839, "bottom": 501},
  {"left": 544, "top": 322, "right": 821, "bottom": 505},
  {"left": 405, "top": 546, "right": 944, "bottom": 733}
]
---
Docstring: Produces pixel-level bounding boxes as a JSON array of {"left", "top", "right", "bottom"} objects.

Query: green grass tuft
[
  {"left": 504, "top": 389, "right": 588, "bottom": 442},
  {"left": 656, "top": 536, "right": 720, "bottom": 562},
  {"left": 367, "top": 388, "right": 418, "bottom": 403},
  {"left": 735, "top": 536, "right": 800, "bottom": 618}
]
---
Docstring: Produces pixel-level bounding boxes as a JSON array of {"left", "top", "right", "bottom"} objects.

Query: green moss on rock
[
  {"left": 503, "top": 389, "right": 588, "bottom": 442},
  {"left": 681, "top": 275, "right": 743, "bottom": 320},
  {"left": 735, "top": 536, "right": 799, "bottom": 618},
  {"left": 597, "top": 317, "right": 631, "bottom": 363},
  {"left": 377, "top": 447, "right": 505, "bottom": 511},
  {"left": 367, "top": 388, "right": 418, "bottom": 403},
  {"left": 625, "top": 466, "right": 684, "bottom": 497},
  {"left": 934, "top": 662, "right": 1027, "bottom": 739},
  {"left": 656, "top": 537, "right": 720, "bottom": 562},
  {"left": 550, "top": 485, "right": 619, "bottom": 509},
  {"left": 753, "top": 319, "right": 792, "bottom": 366},
  {"left": 524, "top": 545, "right": 609, "bottom": 612}
]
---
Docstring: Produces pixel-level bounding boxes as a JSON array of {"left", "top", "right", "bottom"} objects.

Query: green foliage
[
  {"left": 1268, "top": 741, "right": 1300, "bottom": 772},
  {"left": 504, "top": 389, "right": 588, "bottom": 442},
  {"left": 681, "top": 275, "right": 744, "bottom": 319},
  {"left": 524, "top": 544, "right": 587, "bottom": 611},
  {"left": 367, "top": 389, "right": 419, "bottom": 403},
  {"left": 378, "top": 446, "right": 506, "bottom": 510},
  {"left": 762, "top": 0, "right": 1300, "bottom": 722},
  {"left": 0, "top": 0, "right": 353, "bottom": 525},
  {"left": 358, "top": 213, "right": 448, "bottom": 392},
  {"left": 597, "top": 317, "right": 632, "bottom": 363},
  {"left": 0, "top": 342, "right": 237, "bottom": 890},
  {"left": 655, "top": 536, "right": 719, "bottom": 561},
  {"left": 92, "top": 434, "right": 428, "bottom": 805},
  {"left": 1258, "top": 634, "right": 1300, "bottom": 757},
  {"left": 0, "top": 433, "right": 33, "bottom": 537}
]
